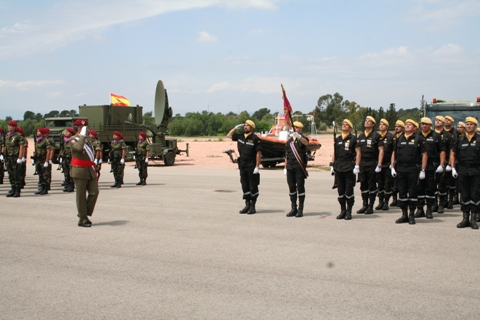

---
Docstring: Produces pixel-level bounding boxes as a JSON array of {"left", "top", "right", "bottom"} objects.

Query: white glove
[
  {"left": 17, "top": 158, "right": 22, "bottom": 164},
  {"left": 94, "top": 159, "right": 98, "bottom": 165},
  {"left": 419, "top": 170, "right": 426, "bottom": 180},
  {"left": 291, "top": 132, "right": 301, "bottom": 139},
  {"left": 32, "top": 159, "right": 35, "bottom": 165},
  {"left": 445, "top": 165, "right": 452, "bottom": 172},
  {"left": 43, "top": 162, "right": 49, "bottom": 167},
  {"left": 235, "top": 124, "right": 244, "bottom": 130},
  {"left": 391, "top": 167, "right": 397, "bottom": 178},
  {"left": 353, "top": 165, "right": 360, "bottom": 175},
  {"left": 253, "top": 167, "right": 259, "bottom": 174},
  {"left": 452, "top": 168, "right": 458, "bottom": 178},
  {"left": 21, "top": 157, "right": 26, "bottom": 163},
  {"left": 133, "top": 155, "right": 136, "bottom": 160},
  {"left": 375, "top": 166, "right": 382, "bottom": 173},
  {"left": 80, "top": 126, "right": 87, "bottom": 136},
  {"left": 120, "top": 158, "right": 125, "bottom": 165},
  {"left": 436, "top": 165, "right": 444, "bottom": 173},
  {"left": 145, "top": 157, "right": 149, "bottom": 163},
  {"left": 59, "top": 157, "right": 63, "bottom": 164},
  {"left": 99, "top": 159, "right": 103, "bottom": 164},
  {"left": 330, "top": 166, "right": 334, "bottom": 176},
  {"left": 108, "top": 159, "right": 111, "bottom": 164},
  {"left": 0, "top": 154, "right": 3, "bottom": 161}
]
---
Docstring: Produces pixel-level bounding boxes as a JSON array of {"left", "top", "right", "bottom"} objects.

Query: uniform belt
[{"left": 71, "top": 158, "right": 94, "bottom": 167}]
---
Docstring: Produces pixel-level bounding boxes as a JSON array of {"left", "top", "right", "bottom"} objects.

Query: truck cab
[{"left": 425, "top": 98, "right": 480, "bottom": 123}]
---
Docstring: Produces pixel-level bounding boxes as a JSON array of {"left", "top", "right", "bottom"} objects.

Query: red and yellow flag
[
  {"left": 281, "top": 84, "right": 293, "bottom": 126},
  {"left": 110, "top": 93, "right": 130, "bottom": 106}
]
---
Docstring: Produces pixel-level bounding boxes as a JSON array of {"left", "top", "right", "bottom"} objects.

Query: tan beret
[
  {"left": 421, "top": 117, "right": 432, "bottom": 125},
  {"left": 366, "top": 116, "right": 376, "bottom": 124},
  {"left": 293, "top": 121, "right": 303, "bottom": 128},
  {"left": 406, "top": 119, "right": 419, "bottom": 128},
  {"left": 343, "top": 119, "right": 353, "bottom": 129},
  {"left": 380, "top": 118, "right": 389, "bottom": 127},
  {"left": 395, "top": 120, "right": 405, "bottom": 128},
  {"left": 465, "top": 117, "right": 478, "bottom": 125},
  {"left": 435, "top": 115, "right": 445, "bottom": 123},
  {"left": 245, "top": 119, "right": 256, "bottom": 128},
  {"left": 445, "top": 116, "right": 454, "bottom": 122}
]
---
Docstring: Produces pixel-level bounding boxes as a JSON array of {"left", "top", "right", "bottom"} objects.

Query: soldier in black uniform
[
  {"left": 456, "top": 122, "right": 465, "bottom": 136},
  {"left": 391, "top": 119, "right": 427, "bottom": 225},
  {"left": 414, "top": 117, "right": 446, "bottom": 219},
  {"left": 227, "top": 120, "right": 262, "bottom": 214},
  {"left": 331, "top": 119, "right": 360, "bottom": 220},
  {"left": 444, "top": 115, "right": 459, "bottom": 205},
  {"left": 356, "top": 116, "right": 384, "bottom": 214},
  {"left": 376, "top": 119, "right": 394, "bottom": 210},
  {"left": 433, "top": 116, "right": 454, "bottom": 213},
  {"left": 390, "top": 120, "right": 405, "bottom": 206},
  {"left": 450, "top": 117, "right": 480, "bottom": 229},
  {"left": 284, "top": 121, "right": 309, "bottom": 218}
]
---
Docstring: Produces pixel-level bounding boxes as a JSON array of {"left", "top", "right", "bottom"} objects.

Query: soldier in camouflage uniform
[
  {"left": 34, "top": 127, "right": 54, "bottom": 195},
  {"left": 60, "top": 128, "right": 76, "bottom": 192},
  {"left": 109, "top": 131, "right": 127, "bottom": 188},
  {"left": 4, "top": 121, "right": 25, "bottom": 198},
  {"left": 44, "top": 128, "right": 55, "bottom": 191},
  {"left": 89, "top": 130, "right": 103, "bottom": 179},
  {"left": 16, "top": 127, "right": 28, "bottom": 189},
  {"left": 0, "top": 127, "right": 5, "bottom": 184},
  {"left": 135, "top": 131, "right": 150, "bottom": 185}
]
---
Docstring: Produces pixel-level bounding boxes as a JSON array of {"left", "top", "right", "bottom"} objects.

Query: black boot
[
  {"left": 432, "top": 197, "right": 438, "bottom": 213},
  {"left": 408, "top": 210, "right": 416, "bottom": 225},
  {"left": 357, "top": 198, "right": 368, "bottom": 214},
  {"left": 295, "top": 196, "right": 304, "bottom": 218},
  {"left": 239, "top": 200, "right": 250, "bottom": 214},
  {"left": 414, "top": 207, "right": 425, "bottom": 218},
  {"left": 437, "top": 196, "right": 445, "bottom": 213},
  {"left": 382, "top": 196, "right": 390, "bottom": 210},
  {"left": 375, "top": 195, "right": 384, "bottom": 211},
  {"left": 390, "top": 193, "right": 398, "bottom": 207},
  {"left": 345, "top": 199, "right": 354, "bottom": 220},
  {"left": 40, "top": 184, "right": 48, "bottom": 195},
  {"left": 6, "top": 188, "right": 15, "bottom": 197},
  {"left": 35, "top": 185, "right": 45, "bottom": 195},
  {"left": 286, "top": 196, "right": 297, "bottom": 217},
  {"left": 13, "top": 187, "right": 20, "bottom": 198},
  {"left": 248, "top": 199, "right": 257, "bottom": 214},
  {"left": 136, "top": 179, "right": 143, "bottom": 185},
  {"left": 471, "top": 213, "right": 479, "bottom": 230},
  {"left": 110, "top": 180, "right": 118, "bottom": 188},
  {"left": 116, "top": 179, "right": 121, "bottom": 188},
  {"left": 67, "top": 183, "right": 75, "bottom": 192},
  {"left": 457, "top": 212, "right": 470, "bottom": 228},
  {"left": 447, "top": 189, "right": 454, "bottom": 209},
  {"left": 365, "top": 197, "right": 374, "bottom": 214},
  {"left": 142, "top": 179, "right": 146, "bottom": 186},
  {"left": 426, "top": 204, "right": 433, "bottom": 219},
  {"left": 336, "top": 197, "right": 346, "bottom": 219},
  {"left": 396, "top": 205, "right": 409, "bottom": 224}
]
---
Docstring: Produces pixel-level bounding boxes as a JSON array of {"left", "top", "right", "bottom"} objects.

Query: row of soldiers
[
  {"left": 332, "top": 115, "right": 479, "bottom": 230},
  {"left": 0, "top": 121, "right": 151, "bottom": 198}
]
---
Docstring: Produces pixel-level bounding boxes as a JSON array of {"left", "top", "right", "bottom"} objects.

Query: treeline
[{"left": 1, "top": 93, "right": 422, "bottom": 137}]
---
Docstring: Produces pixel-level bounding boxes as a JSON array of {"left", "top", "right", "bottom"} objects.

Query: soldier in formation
[
  {"left": 331, "top": 119, "right": 360, "bottom": 220},
  {"left": 109, "top": 131, "right": 127, "bottom": 188},
  {"left": 4, "top": 121, "right": 25, "bottom": 198},
  {"left": 135, "top": 131, "right": 150, "bottom": 186},
  {"left": 16, "top": 126, "right": 28, "bottom": 189},
  {"left": 34, "top": 127, "right": 54, "bottom": 195},
  {"left": 59, "top": 128, "right": 76, "bottom": 192},
  {"left": 376, "top": 119, "right": 394, "bottom": 210},
  {"left": 227, "top": 120, "right": 262, "bottom": 215},
  {"left": 89, "top": 130, "right": 103, "bottom": 179},
  {"left": 284, "top": 121, "right": 309, "bottom": 218},
  {"left": 389, "top": 120, "right": 405, "bottom": 207}
]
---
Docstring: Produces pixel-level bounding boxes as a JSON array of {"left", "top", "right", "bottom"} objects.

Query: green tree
[
  {"left": 251, "top": 108, "right": 271, "bottom": 122},
  {"left": 23, "top": 111, "right": 36, "bottom": 120},
  {"left": 143, "top": 111, "right": 155, "bottom": 125},
  {"left": 44, "top": 110, "right": 59, "bottom": 118}
]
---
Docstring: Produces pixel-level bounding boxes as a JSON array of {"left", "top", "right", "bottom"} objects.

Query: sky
[{"left": 1, "top": 0, "right": 479, "bottom": 121}]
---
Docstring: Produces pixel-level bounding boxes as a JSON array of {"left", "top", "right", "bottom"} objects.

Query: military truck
[
  {"left": 424, "top": 97, "right": 480, "bottom": 122},
  {"left": 44, "top": 80, "right": 188, "bottom": 165}
]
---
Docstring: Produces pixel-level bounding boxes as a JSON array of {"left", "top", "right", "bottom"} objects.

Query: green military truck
[
  {"left": 44, "top": 81, "right": 188, "bottom": 165},
  {"left": 424, "top": 97, "right": 480, "bottom": 122}
]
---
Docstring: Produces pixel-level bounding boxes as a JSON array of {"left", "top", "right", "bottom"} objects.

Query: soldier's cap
[
  {"left": 421, "top": 117, "right": 432, "bottom": 125},
  {"left": 113, "top": 131, "right": 124, "bottom": 139},
  {"left": 465, "top": 116, "right": 478, "bottom": 125},
  {"left": 245, "top": 119, "right": 255, "bottom": 129},
  {"left": 380, "top": 118, "right": 389, "bottom": 127},
  {"left": 89, "top": 129, "right": 98, "bottom": 138},
  {"left": 38, "top": 127, "right": 49, "bottom": 134},
  {"left": 139, "top": 131, "right": 146, "bottom": 138},
  {"left": 405, "top": 119, "right": 419, "bottom": 128},
  {"left": 445, "top": 115, "right": 454, "bottom": 122},
  {"left": 66, "top": 128, "right": 76, "bottom": 135},
  {"left": 457, "top": 121, "right": 466, "bottom": 128},
  {"left": 366, "top": 116, "right": 376, "bottom": 124},
  {"left": 293, "top": 121, "right": 304, "bottom": 128},
  {"left": 395, "top": 120, "right": 405, "bottom": 127},
  {"left": 73, "top": 119, "right": 88, "bottom": 126},
  {"left": 16, "top": 127, "right": 25, "bottom": 135},
  {"left": 435, "top": 115, "right": 445, "bottom": 123},
  {"left": 0, "top": 127, "right": 3, "bottom": 132},
  {"left": 8, "top": 121, "right": 17, "bottom": 127},
  {"left": 343, "top": 119, "right": 353, "bottom": 128}
]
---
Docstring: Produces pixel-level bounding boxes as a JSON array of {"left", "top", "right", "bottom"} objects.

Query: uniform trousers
[
  {"left": 397, "top": 169, "right": 419, "bottom": 211},
  {"left": 457, "top": 173, "right": 480, "bottom": 214},
  {"left": 239, "top": 165, "right": 259, "bottom": 200},
  {"left": 417, "top": 170, "right": 436, "bottom": 207},
  {"left": 73, "top": 177, "right": 99, "bottom": 222},
  {"left": 6, "top": 156, "right": 22, "bottom": 189},
  {"left": 287, "top": 167, "right": 305, "bottom": 199},
  {"left": 358, "top": 165, "right": 377, "bottom": 201}
]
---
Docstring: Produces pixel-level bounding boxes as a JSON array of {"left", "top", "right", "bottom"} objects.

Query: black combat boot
[
  {"left": 437, "top": 196, "right": 445, "bottom": 214},
  {"left": 239, "top": 200, "right": 250, "bottom": 214},
  {"left": 471, "top": 213, "right": 479, "bottom": 230},
  {"left": 365, "top": 197, "right": 375, "bottom": 214},
  {"left": 295, "top": 196, "right": 304, "bottom": 218},
  {"left": 116, "top": 179, "right": 121, "bottom": 188},
  {"left": 425, "top": 204, "right": 433, "bottom": 219},
  {"left": 375, "top": 195, "right": 384, "bottom": 211},
  {"left": 382, "top": 195, "right": 390, "bottom": 210},
  {"left": 6, "top": 187, "right": 15, "bottom": 197},
  {"left": 396, "top": 204, "right": 409, "bottom": 224},
  {"left": 432, "top": 196, "right": 438, "bottom": 213},
  {"left": 408, "top": 209, "right": 416, "bottom": 225},
  {"left": 357, "top": 197, "right": 368, "bottom": 214},
  {"left": 142, "top": 179, "right": 146, "bottom": 185},
  {"left": 414, "top": 206, "right": 425, "bottom": 218},
  {"left": 390, "top": 193, "right": 398, "bottom": 207},
  {"left": 345, "top": 199, "right": 354, "bottom": 220},
  {"left": 40, "top": 184, "right": 49, "bottom": 195},
  {"left": 67, "top": 183, "right": 74, "bottom": 192},
  {"left": 457, "top": 212, "right": 470, "bottom": 228},
  {"left": 447, "top": 189, "right": 455, "bottom": 209},
  {"left": 248, "top": 199, "right": 257, "bottom": 214},
  {"left": 110, "top": 179, "right": 118, "bottom": 188},
  {"left": 287, "top": 196, "right": 297, "bottom": 217},
  {"left": 336, "top": 197, "right": 346, "bottom": 219},
  {"left": 61, "top": 180, "right": 66, "bottom": 187},
  {"left": 136, "top": 179, "right": 143, "bottom": 185},
  {"left": 13, "top": 187, "right": 20, "bottom": 198},
  {"left": 35, "top": 185, "right": 45, "bottom": 195}
]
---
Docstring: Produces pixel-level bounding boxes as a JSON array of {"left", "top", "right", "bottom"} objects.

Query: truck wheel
[{"left": 164, "top": 151, "right": 175, "bottom": 166}]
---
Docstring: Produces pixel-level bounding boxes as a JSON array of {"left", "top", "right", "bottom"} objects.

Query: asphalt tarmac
[{"left": 1, "top": 166, "right": 479, "bottom": 319}]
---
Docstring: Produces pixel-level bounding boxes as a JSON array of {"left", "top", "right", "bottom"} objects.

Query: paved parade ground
[{"left": 1, "top": 165, "right": 479, "bottom": 319}]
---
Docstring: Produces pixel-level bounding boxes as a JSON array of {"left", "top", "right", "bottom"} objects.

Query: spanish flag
[{"left": 110, "top": 93, "right": 130, "bottom": 106}]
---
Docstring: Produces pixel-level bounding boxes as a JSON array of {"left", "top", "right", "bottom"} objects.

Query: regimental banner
[
  {"left": 281, "top": 84, "right": 292, "bottom": 126},
  {"left": 110, "top": 93, "right": 130, "bottom": 107}
]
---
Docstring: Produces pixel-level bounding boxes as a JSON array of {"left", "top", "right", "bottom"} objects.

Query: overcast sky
[{"left": 1, "top": 0, "right": 479, "bottom": 121}]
